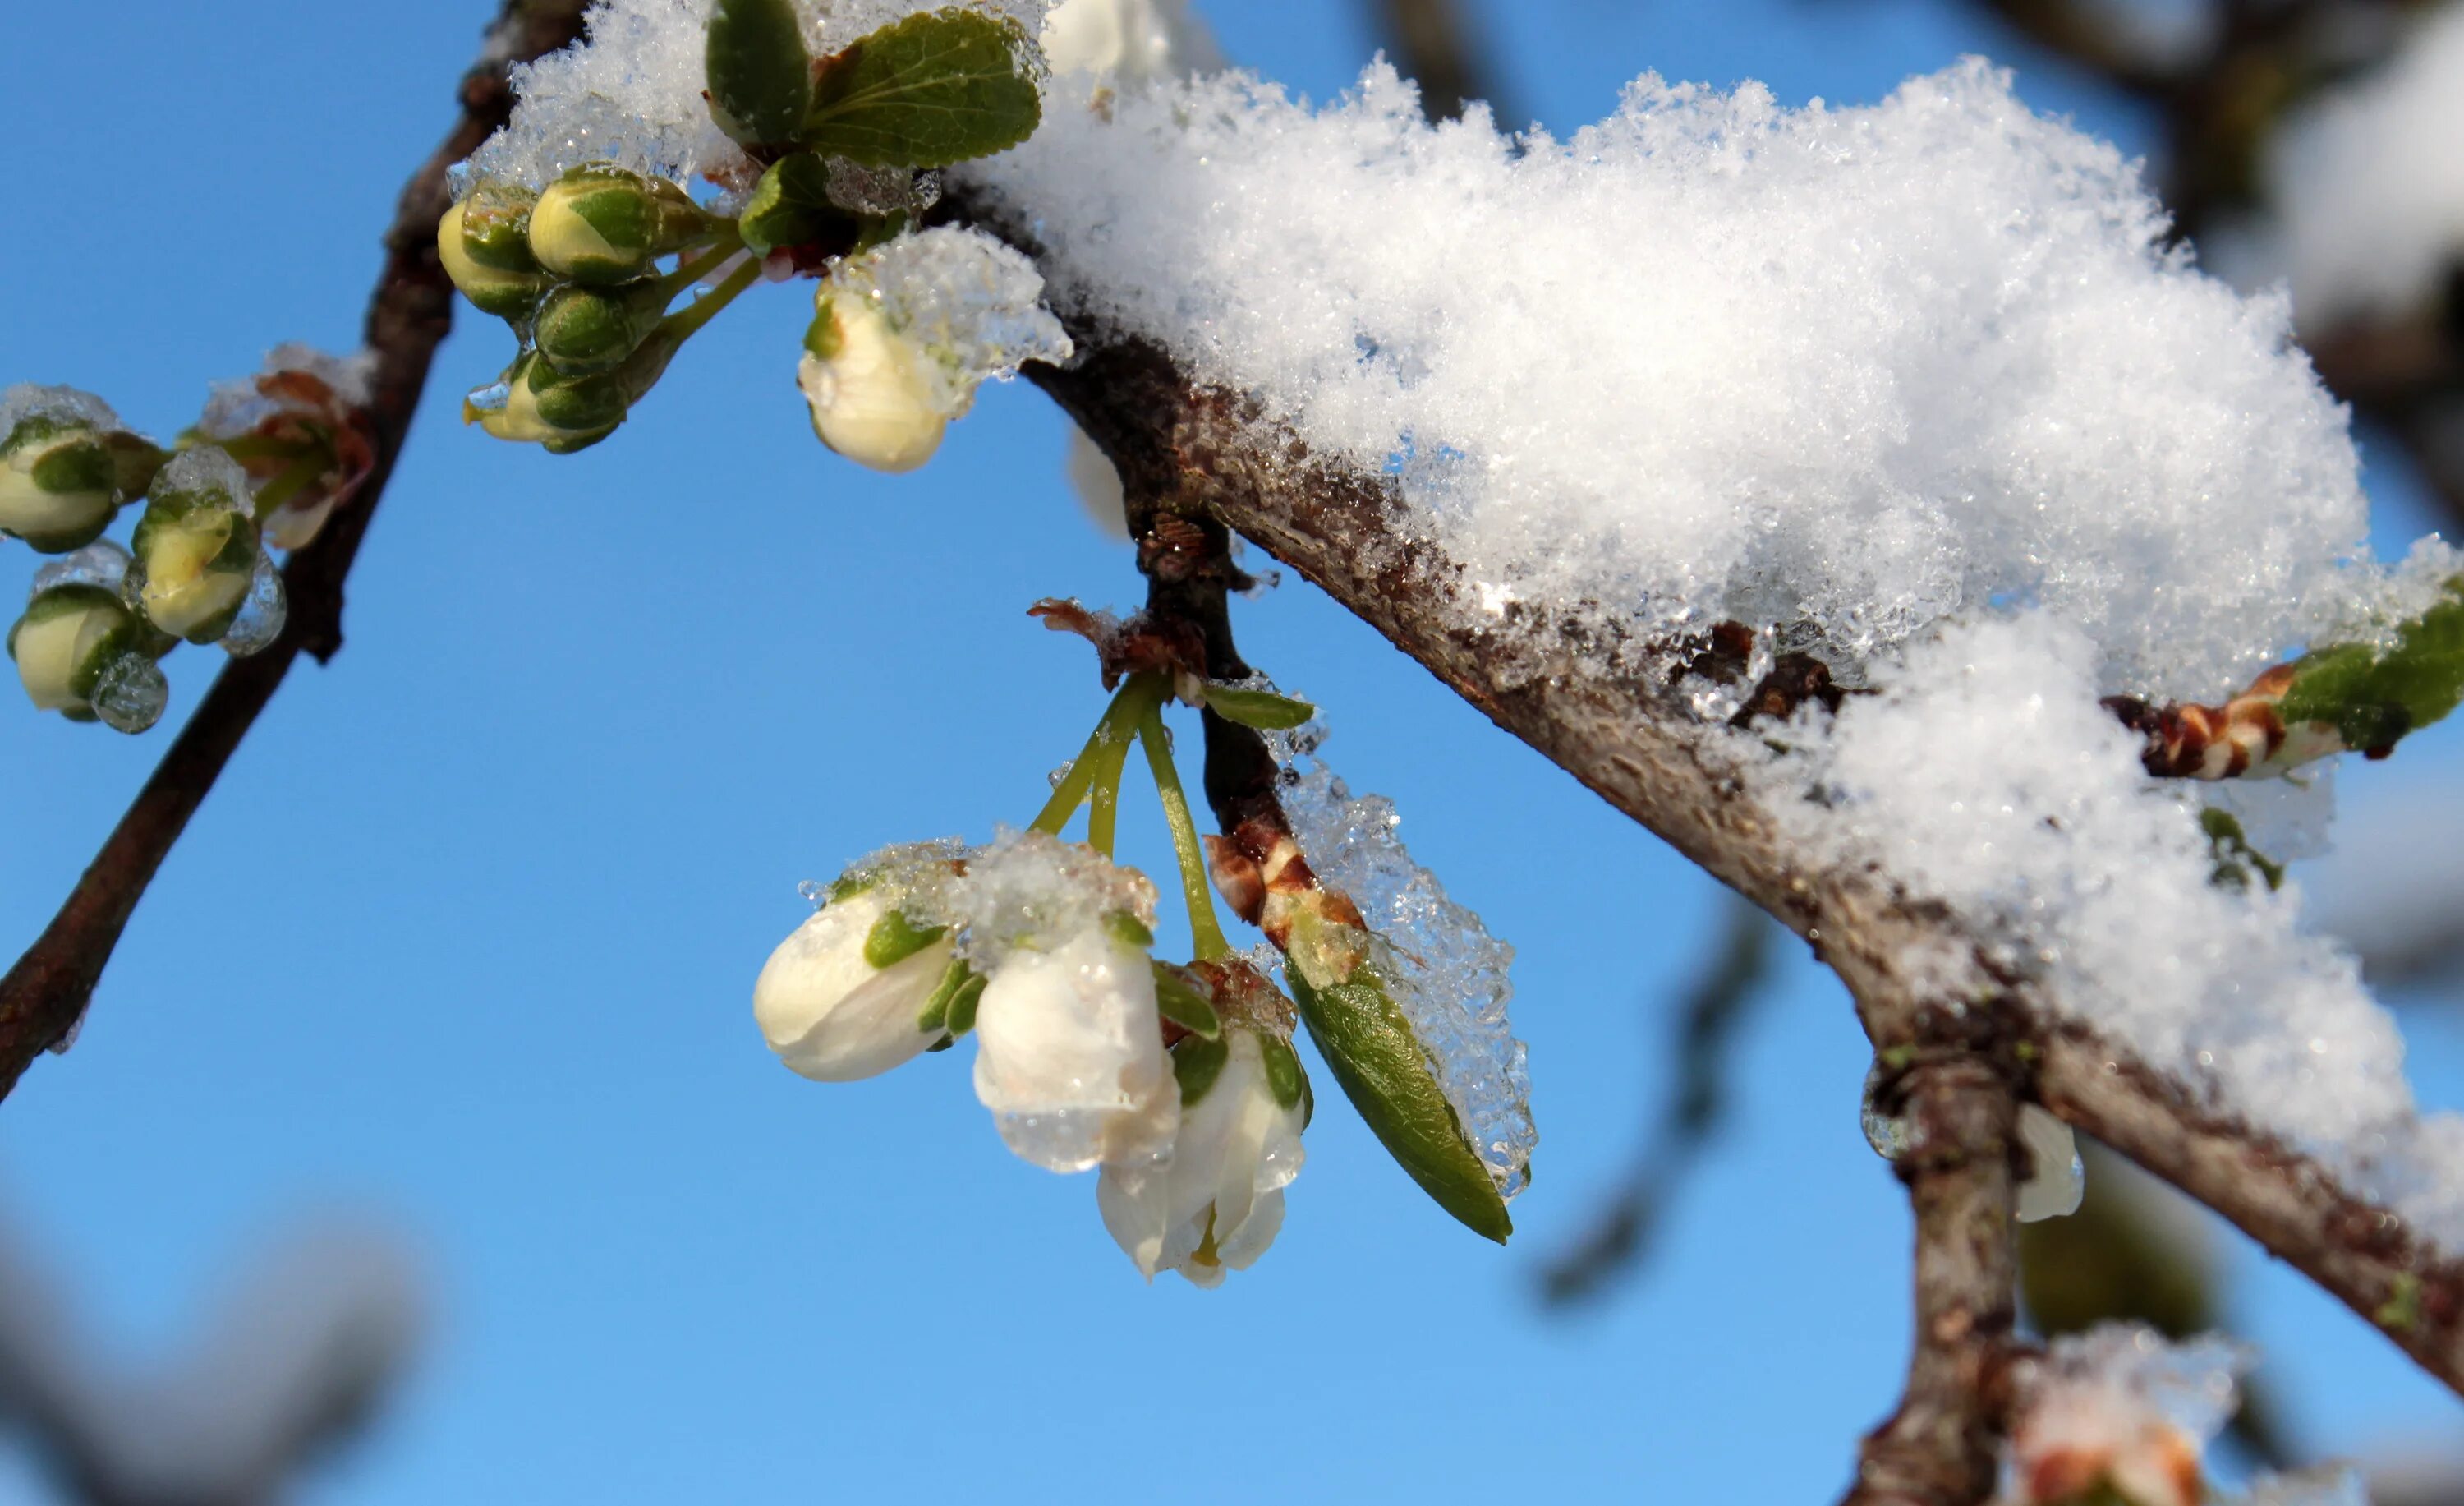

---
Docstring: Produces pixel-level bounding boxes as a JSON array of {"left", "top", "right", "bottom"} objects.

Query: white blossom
[
  {"left": 972, "top": 923, "right": 1175, "bottom": 1172},
  {"left": 1097, "top": 1029, "right": 1305, "bottom": 1286},
  {"left": 753, "top": 888, "right": 954, "bottom": 1081},
  {"left": 799, "top": 295, "right": 949, "bottom": 474}
]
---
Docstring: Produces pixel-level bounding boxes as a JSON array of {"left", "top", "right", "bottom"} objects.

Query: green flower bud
[
  {"left": 467, "top": 353, "right": 627, "bottom": 454},
  {"left": 527, "top": 166, "right": 710, "bottom": 285},
  {"left": 437, "top": 201, "right": 548, "bottom": 320},
  {"left": 457, "top": 180, "right": 541, "bottom": 272},
  {"left": 533, "top": 279, "right": 671, "bottom": 377},
  {"left": 8, "top": 582, "right": 168, "bottom": 733},
  {"left": 128, "top": 449, "right": 260, "bottom": 644},
  {"left": 0, "top": 387, "right": 162, "bottom": 553}
]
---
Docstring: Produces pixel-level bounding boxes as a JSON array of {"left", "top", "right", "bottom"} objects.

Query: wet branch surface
[{"left": 0, "top": 0, "right": 594, "bottom": 1098}]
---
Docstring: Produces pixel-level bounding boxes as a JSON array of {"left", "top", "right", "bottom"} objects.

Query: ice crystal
[
  {"left": 829, "top": 227, "right": 1074, "bottom": 419},
  {"left": 1266, "top": 721, "right": 1534, "bottom": 1199}
]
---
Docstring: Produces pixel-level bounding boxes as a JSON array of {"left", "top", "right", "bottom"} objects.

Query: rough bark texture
[{"left": 0, "top": 0, "right": 595, "bottom": 1098}]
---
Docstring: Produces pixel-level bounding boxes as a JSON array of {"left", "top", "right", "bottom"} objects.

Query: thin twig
[{"left": 0, "top": 0, "right": 594, "bottom": 1099}]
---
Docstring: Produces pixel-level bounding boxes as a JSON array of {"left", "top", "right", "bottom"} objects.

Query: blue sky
[{"left": 3, "top": 1, "right": 2460, "bottom": 1501}]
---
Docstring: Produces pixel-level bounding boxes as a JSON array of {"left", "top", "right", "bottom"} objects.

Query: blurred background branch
[{"left": 1364, "top": 0, "right": 1520, "bottom": 124}]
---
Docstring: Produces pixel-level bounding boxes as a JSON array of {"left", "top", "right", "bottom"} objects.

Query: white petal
[
  {"left": 2016, "top": 1103, "right": 2085, "bottom": 1223},
  {"left": 972, "top": 928, "right": 1175, "bottom": 1172},
  {"left": 752, "top": 894, "right": 948, "bottom": 1082},
  {"left": 1096, "top": 1160, "right": 1169, "bottom": 1278}
]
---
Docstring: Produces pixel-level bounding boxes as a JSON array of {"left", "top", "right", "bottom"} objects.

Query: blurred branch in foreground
[
  {"left": 0, "top": 1217, "right": 421, "bottom": 1506},
  {"left": 2020, "top": 1139, "right": 2295, "bottom": 1471},
  {"left": 1537, "top": 895, "right": 1777, "bottom": 1306},
  {"left": 1363, "top": 0, "right": 1520, "bottom": 124}
]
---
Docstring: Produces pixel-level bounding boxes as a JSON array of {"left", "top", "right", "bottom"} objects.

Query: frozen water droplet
[
  {"left": 466, "top": 380, "right": 511, "bottom": 414},
  {"left": 1859, "top": 1062, "right": 1910, "bottom": 1159},
  {"left": 219, "top": 554, "right": 288, "bottom": 657},
  {"left": 1048, "top": 758, "right": 1075, "bottom": 790},
  {"left": 47, "top": 1009, "right": 84, "bottom": 1056},
  {"left": 30, "top": 540, "right": 131, "bottom": 598},
  {"left": 89, "top": 654, "right": 168, "bottom": 735},
  {"left": 797, "top": 879, "right": 831, "bottom": 910}
]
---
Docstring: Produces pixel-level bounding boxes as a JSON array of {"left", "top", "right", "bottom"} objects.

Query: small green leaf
[
  {"left": 1171, "top": 1034, "right": 1230, "bottom": 1109},
  {"left": 1258, "top": 1033, "right": 1311, "bottom": 1123},
  {"left": 738, "top": 154, "right": 853, "bottom": 256},
  {"left": 1151, "top": 963, "right": 1222, "bottom": 1038},
  {"left": 2278, "top": 578, "right": 2464, "bottom": 756},
  {"left": 863, "top": 909, "right": 947, "bottom": 969},
  {"left": 916, "top": 957, "right": 973, "bottom": 1034},
  {"left": 1287, "top": 965, "right": 1510, "bottom": 1244},
  {"left": 1105, "top": 911, "right": 1154, "bottom": 952},
  {"left": 2197, "top": 808, "right": 2285, "bottom": 892},
  {"left": 706, "top": 0, "right": 813, "bottom": 145},
  {"left": 803, "top": 9, "right": 1044, "bottom": 168},
  {"left": 944, "top": 971, "right": 987, "bottom": 1037},
  {"left": 1201, "top": 683, "right": 1317, "bottom": 731}
]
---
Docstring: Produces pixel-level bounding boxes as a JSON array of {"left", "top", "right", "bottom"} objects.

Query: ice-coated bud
[
  {"left": 126, "top": 448, "right": 260, "bottom": 644},
  {"left": 798, "top": 293, "right": 946, "bottom": 473},
  {"left": 533, "top": 279, "right": 670, "bottom": 378},
  {"left": 466, "top": 353, "right": 629, "bottom": 454},
  {"left": 1097, "top": 1026, "right": 1308, "bottom": 1287},
  {"left": 8, "top": 582, "right": 168, "bottom": 733},
  {"left": 456, "top": 179, "right": 541, "bottom": 271},
  {"left": 526, "top": 165, "right": 710, "bottom": 285},
  {"left": 972, "top": 920, "right": 1178, "bottom": 1172},
  {"left": 0, "top": 385, "right": 161, "bottom": 553},
  {"left": 754, "top": 887, "right": 960, "bottom": 1081},
  {"left": 437, "top": 200, "right": 547, "bottom": 320}
]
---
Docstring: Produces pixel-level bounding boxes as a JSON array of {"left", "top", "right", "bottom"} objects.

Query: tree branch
[
  {"left": 1363, "top": 0, "right": 1515, "bottom": 126},
  {"left": 0, "top": 0, "right": 594, "bottom": 1100},
  {"left": 1023, "top": 329, "right": 2464, "bottom": 1400},
  {"left": 1842, "top": 1041, "right": 2025, "bottom": 1506}
]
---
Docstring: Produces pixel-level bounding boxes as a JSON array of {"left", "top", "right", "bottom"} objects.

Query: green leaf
[
  {"left": 2197, "top": 808, "right": 2284, "bottom": 892},
  {"left": 1200, "top": 683, "right": 1317, "bottom": 731},
  {"left": 706, "top": 0, "right": 813, "bottom": 145},
  {"left": 2278, "top": 578, "right": 2464, "bottom": 756},
  {"left": 1170, "top": 1034, "right": 1230, "bottom": 1109},
  {"left": 1150, "top": 962, "right": 1222, "bottom": 1039},
  {"left": 1258, "top": 1033, "right": 1311, "bottom": 1123},
  {"left": 738, "top": 154, "right": 853, "bottom": 256},
  {"left": 863, "top": 909, "right": 947, "bottom": 969},
  {"left": 802, "top": 9, "right": 1043, "bottom": 168},
  {"left": 916, "top": 958, "right": 973, "bottom": 1034},
  {"left": 1286, "top": 964, "right": 1511, "bottom": 1244},
  {"left": 944, "top": 971, "right": 987, "bottom": 1037}
]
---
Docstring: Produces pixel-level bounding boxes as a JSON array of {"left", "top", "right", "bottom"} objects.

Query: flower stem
[
  {"left": 1138, "top": 705, "right": 1233, "bottom": 961},
  {"left": 657, "top": 230, "right": 747, "bottom": 302},
  {"left": 1029, "top": 675, "right": 1163, "bottom": 836},
  {"left": 657, "top": 254, "right": 762, "bottom": 345}
]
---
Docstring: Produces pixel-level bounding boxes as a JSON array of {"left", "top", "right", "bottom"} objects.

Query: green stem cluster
[{"left": 1029, "top": 674, "right": 1231, "bottom": 961}]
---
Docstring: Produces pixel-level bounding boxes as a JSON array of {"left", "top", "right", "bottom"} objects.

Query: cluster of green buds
[
  {"left": 439, "top": 1, "right": 1055, "bottom": 465},
  {"left": 443, "top": 168, "right": 732, "bottom": 454},
  {"left": 1, "top": 386, "right": 165, "bottom": 554}
]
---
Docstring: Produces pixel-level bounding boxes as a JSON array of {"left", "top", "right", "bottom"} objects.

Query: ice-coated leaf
[
  {"left": 1201, "top": 683, "right": 1317, "bottom": 731},
  {"left": 1287, "top": 965, "right": 1510, "bottom": 1244},
  {"left": 1170, "top": 1034, "right": 1230, "bottom": 1108},
  {"left": 738, "top": 154, "right": 849, "bottom": 256},
  {"left": 2278, "top": 577, "right": 2464, "bottom": 754},
  {"left": 803, "top": 10, "right": 1043, "bottom": 169},
  {"left": 1151, "top": 962, "right": 1222, "bottom": 1038},
  {"left": 705, "top": 0, "right": 812, "bottom": 145}
]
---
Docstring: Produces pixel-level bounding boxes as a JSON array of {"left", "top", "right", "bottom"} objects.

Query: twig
[
  {"left": 1841, "top": 1036, "right": 2025, "bottom": 1506},
  {"left": 0, "top": 0, "right": 594, "bottom": 1099},
  {"left": 1537, "top": 894, "right": 1777, "bottom": 1306}
]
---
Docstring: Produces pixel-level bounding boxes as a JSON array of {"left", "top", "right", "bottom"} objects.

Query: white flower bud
[
  {"left": 972, "top": 923, "right": 1177, "bottom": 1172},
  {"left": 8, "top": 583, "right": 168, "bottom": 733},
  {"left": 128, "top": 449, "right": 260, "bottom": 644},
  {"left": 0, "top": 385, "right": 159, "bottom": 554},
  {"left": 754, "top": 888, "right": 957, "bottom": 1082},
  {"left": 1097, "top": 1028, "right": 1307, "bottom": 1286},
  {"left": 798, "top": 296, "right": 948, "bottom": 474}
]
